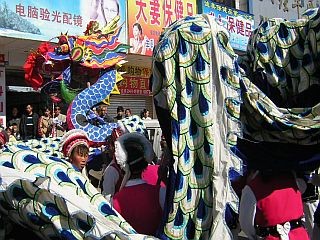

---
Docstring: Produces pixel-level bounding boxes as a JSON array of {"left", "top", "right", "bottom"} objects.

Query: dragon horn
[{"left": 101, "top": 15, "right": 120, "bottom": 35}]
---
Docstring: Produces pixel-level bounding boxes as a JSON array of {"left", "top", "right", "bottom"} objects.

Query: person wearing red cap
[{"left": 60, "top": 129, "right": 91, "bottom": 176}]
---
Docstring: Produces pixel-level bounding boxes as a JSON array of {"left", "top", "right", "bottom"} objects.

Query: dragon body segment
[
  {"left": 152, "top": 15, "right": 242, "bottom": 239},
  {"left": 68, "top": 68, "right": 118, "bottom": 143}
]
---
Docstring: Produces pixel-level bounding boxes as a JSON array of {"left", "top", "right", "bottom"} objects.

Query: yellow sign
[{"left": 127, "top": 0, "right": 197, "bottom": 56}]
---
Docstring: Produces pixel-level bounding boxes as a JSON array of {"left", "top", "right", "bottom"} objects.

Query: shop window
[
  {"left": 214, "top": 0, "right": 235, "bottom": 8},
  {"left": 238, "top": 0, "right": 249, "bottom": 12},
  {"left": 214, "top": 0, "right": 249, "bottom": 12}
]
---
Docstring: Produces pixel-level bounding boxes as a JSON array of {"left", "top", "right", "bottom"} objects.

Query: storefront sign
[
  {"left": 201, "top": 0, "right": 254, "bottom": 51},
  {"left": 118, "top": 65, "right": 151, "bottom": 96},
  {"left": 0, "top": 66, "right": 6, "bottom": 127},
  {"left": 127, "top": 0, "right": 197, "bottom": 56},
  {"left": 0, "top": 0, "right": 127, "bottom": 43}
]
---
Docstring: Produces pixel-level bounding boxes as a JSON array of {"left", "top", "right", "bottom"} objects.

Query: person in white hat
[
  {"left": 112, "top": 132, "right": 166, "bottom": 236},
  {"left": 101, "top": 115, "right": 149, "bottom": 197}
]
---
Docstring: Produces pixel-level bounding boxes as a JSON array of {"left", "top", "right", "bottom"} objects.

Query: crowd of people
[
  {"left": 5, "top": 104, "right": 320, "bottom": 240},
  {"left": 3, "top": 105, "right": 320, "bottom": 240},
  {"left": 5, "top": 104, "right": 153, "bottom": 143},
  {"left": 1, "top": 103, "right": 163, "bottom": 239}
]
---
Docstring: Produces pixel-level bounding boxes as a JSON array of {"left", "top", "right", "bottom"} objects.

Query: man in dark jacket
[
  {"left": 19, "top": 104, "right": 39, "bottom": 140},
  {"left": 98, "top": 105, "right": 115, "bottom": 123}
]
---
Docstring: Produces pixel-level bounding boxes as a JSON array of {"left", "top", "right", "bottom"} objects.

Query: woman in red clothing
[
  {"left": 112, "top": 132, "right": 165, "bottom": 236},
  {"left": 239, "top": 170, "right": 309, "bottom": 240}
]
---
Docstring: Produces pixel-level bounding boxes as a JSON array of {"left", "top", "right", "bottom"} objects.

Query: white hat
[{"left": 114, "top": 132, "right": 155, "bottom": 190}]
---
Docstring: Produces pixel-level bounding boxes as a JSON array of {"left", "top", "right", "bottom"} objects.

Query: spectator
[
  {"left": 98, "top": 105, "right": 114, "bottom": 123},
  {"left": 11, "top": 123, "right": 21, "bottom": 141},
  {"left": 124, "top": 108, "right": 132, "bottom": 118},
  {"left": 60, "top": 129, "right": 91, "bottom": 178},
  {"left": 5, "top": 127, "right": 16, "bottom": 142},
  {"left": 86, "top": 107, "right": 105, "bottom": 126},
  {"left": 112, "top": 132, "right": 165, "bottom": 235},
  {"left": 38, "top": 106, "right": 53, "bottom": 138},
  {"left": 141, "top": 108, "right": 151, "bottom": 120},
  {"left": 114, "top": 106, "right": 124, "bottom": 120},
  {"left": 52, "top": 105, "right": 67, "bottom": 137},
  {"left": 19, "top": 104, "right": 39, "bottom": 140},
  {"left": 8, "top": 107, "right": 20, "bottom": 127}
]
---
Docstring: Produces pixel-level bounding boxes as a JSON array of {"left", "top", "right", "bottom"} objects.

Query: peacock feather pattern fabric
[
  {"left": 6, "top": 137, "right": 64, "bottom": 158},
  {"left": 152, "top": 15, "right": 242, "bottom": 239},
  {"left": 240, "top": 8, "right": 320, "bottom": 145},
  {"left": 0, "top": 145, "right": 158, "bottom": 240}
]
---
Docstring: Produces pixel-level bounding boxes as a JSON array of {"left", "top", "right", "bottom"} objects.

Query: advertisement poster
[
  {"left": 127, "top": 0, "right": 197, "bottom": 56},
  {"left": 118, "top": 65, "right": 151, "bottom": 96},
  {"left": 201, "top": 0, "right": 254, "bottom": 52},
  {"left": 0, "top": 0, "right": 127, "bottom": 43}
]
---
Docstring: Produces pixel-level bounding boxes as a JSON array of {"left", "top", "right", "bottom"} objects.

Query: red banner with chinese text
[
  {"left": 118, "top": 65, "right": 151, "bottom": 96},
  {"left": 127, "top": 0, "right": 197, "bottom": 56}
]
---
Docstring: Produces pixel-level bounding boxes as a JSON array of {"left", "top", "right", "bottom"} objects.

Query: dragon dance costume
[
  {"left": 1, "top": 5, "right": 320, "bottom": 239},
  {"left": 152, "top": 7, "right": 320, "bottom": 240}
]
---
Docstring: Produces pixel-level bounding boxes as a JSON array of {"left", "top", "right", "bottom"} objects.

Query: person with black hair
[
  {"left": 141, "top": 108, "right": 151, "bottom": 120},
  {"left": 8, "top": 107, "right": 20, "bottom": 127},
  {"left": 114, "top": 106, "right": 124, "bottom": 120},
  {"left": 112, "top": 132, "right": 165, "bottom": 235},
  {"left": 52, "top": 104, "right": 67, "bottom": 137},
  {"left": 19, "top": 104, "right": 39, "bottom": 140},
  {"left": 38, "top": 106, "right": 53, "bottom": 138},
  {"left": 60, "top": 129, "right": 91, "bottom": 178},
  {"left": 124, "top": 108, "right": 132, "bottom": 118},
  {"left": 97, "top": 105, "right": 115, "bottom": 123}
]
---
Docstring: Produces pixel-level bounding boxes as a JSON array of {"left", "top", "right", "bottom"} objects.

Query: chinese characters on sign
[
  {"left": 15, "top": 3, "right": 83, "bottom": 27},
  {"left": 0, "top": 0, "right": 91, "bottom": 41},
  {"left": 128, "top": 0, "right": 197, "bottom": 56},
  {"left": 118, "top": 65, "right": 151, "bottom": 96},
  {"left": 202, "top": 0, "right": 254, "bottom": 51},
  {"left": 259, "top": 0, "right": 320, "bottom": 11}
]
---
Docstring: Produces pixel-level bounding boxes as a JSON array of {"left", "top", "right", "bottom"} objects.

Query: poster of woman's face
[{"left": 80, "top": 0, "right": 127, "bottom": 43}]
